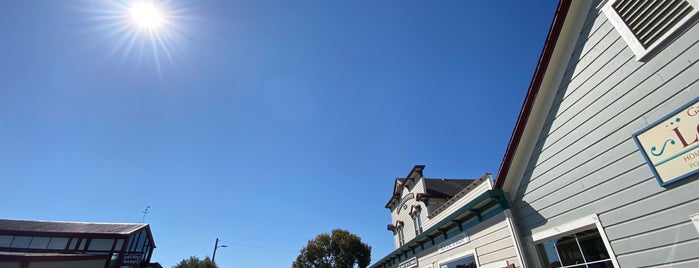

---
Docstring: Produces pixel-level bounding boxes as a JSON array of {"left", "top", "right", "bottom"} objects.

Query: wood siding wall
[
  {"left": 511, "top": 1, "right": 699, "bottom": 267},
  {"left": 414, "top": 213, "right": 521, "bottom": 268}
]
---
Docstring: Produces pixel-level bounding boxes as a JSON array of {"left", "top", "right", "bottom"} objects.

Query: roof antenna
[{"left": 141, "top": 206, "right": 150, "bottom": 223}]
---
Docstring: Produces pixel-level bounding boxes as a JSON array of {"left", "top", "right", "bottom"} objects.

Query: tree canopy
[
  {"left": 173, "top": 256, "right": 218, "bottom": 268},
  {"left": 292, "top": 229, "right": 372, "bottom": 268}
]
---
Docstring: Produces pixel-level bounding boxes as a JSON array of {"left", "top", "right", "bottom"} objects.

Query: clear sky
[{"left": 0, "top": 1, "right": 558, "bottom": 267}]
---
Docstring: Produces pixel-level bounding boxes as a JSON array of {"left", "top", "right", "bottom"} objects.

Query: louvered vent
[{"left": 612, "top": 0, "right": 694, "bottom": 48}]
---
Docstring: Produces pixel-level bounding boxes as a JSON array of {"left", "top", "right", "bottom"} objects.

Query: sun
[
  {"left": 82, "top": 0, "right": 192, "bottom": 76},
  {"left": 130, "top": 2, "right": 163, "bottom": 30}
]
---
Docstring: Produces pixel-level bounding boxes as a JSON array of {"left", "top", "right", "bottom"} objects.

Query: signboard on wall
[
  {"left": 398, "top": 257, "right": 418, "bottom": 268},
  {"left": 122, "top": 253, "right": 142, "bottom": 265},
  {"left": 438, "top": 233, "right": 470, "bottom": 253},
  {"left": 633, "top": 97, "right": 699, "bottom": 186}
]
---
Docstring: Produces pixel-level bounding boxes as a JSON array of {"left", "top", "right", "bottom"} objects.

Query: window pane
[
  {"left": 555, "top": 235, "right": 584, "bottom": 266},
  {"left": 587, "top": 260, "right": 614, "bottom": 268},
  {"left": 29, "top": 237, "right": 51, "bottom": 249},
  {"left": 536, "top": 228, "right": 614, "bottom": 268},
  {"left": 0, "top": 236, "right": 13, "bottom": 247},
  {"left": 89, "top": 238, "right": 114, "bottom": 251},
  {"left": 536, "top": 240, "right": 561, "bottom": 268},
  {"left": 68, "top": 238, "right": 78, "bottom": 250},
  {"left": 440, "top": 255, "right": 476, "bottom": 268},
  {"left": 47, "top": 237, "right": 69, "bottom": 250},
  {"left": 78, "top": 238, "right": 87, "bottom": 250},
  {"left": 577, "top": 230, "right": 610, "bottom": 262},
  {"left": 11, "top": 236, "right": 31, "bottom": 248},
  {"left": 136, "top": 230, "right": 147, "bottom": 251},
  {"left": 114, "top": 239, "right": 124, "bottom": 251}
]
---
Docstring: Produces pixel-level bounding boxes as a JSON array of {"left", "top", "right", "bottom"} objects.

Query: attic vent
[{"left": 602, "top": 0, "right": 699, "bottom": 60}]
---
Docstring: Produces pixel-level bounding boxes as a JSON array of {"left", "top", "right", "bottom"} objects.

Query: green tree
[
  {"left": 173, "top": 256, "right": 218, "bottom": 268},
  {"left": 292, "top": 229, "right": 371, "bottom": 268}
]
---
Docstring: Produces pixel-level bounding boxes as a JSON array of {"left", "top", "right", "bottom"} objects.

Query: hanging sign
[{"left": 633, "top": 97, "right": 699, "bottom": 186}]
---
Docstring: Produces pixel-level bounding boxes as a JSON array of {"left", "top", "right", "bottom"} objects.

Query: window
[
  {"left": 47, "top": 237, "right": 69, "bottom": 250},
  {"left": 28, "top": 237, "right": 50, "bottom": 249},
  {"left": 602, "top": 0, "right": 699, "bottom": 60},
  {"left": 536, "top": 229, "right": 613, "bottom": 268},
  {"left": 412, "top": 211, "right": 423, "bottom": 236},
  {"left": 397, "top": 227, "right": 405, "bottom": 247},
  {"left": 439, "top": 254, "right": 476, "bottom": 268},
  {"left": 88, "top": 238, "right": 115, "bottom": 251},
  {"left": 0, "top": 236, "right": 13, "bottom": 247},
  {"left": 11, "top": 236, "right": 31, "bottom": 248}
]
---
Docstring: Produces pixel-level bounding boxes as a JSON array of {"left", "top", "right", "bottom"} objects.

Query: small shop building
[
  {"left": 495, "top": 0, "right": 699, "bottom": 267},
  {"left": 0, "top": 219, "right": 158, "bottom": 268},
  {"left": 370, "top": 165, "right": 524, "bottom": 268}
]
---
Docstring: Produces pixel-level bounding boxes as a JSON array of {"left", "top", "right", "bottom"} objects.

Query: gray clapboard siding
[
  {"left": 514, "top": 137, "right": 641, "bottom": 207},
  {"left": 516, "top": 61, "right": 699, "bottom": 230},
  {"left": 563, "top": 10, "right": 612, "bottom": 75},
  {"left": 541, "top": 38, "right": 632, "bottom": 149},
  {"left": 638, "top": 259, "right": 699, "bottom": 268},
  {"left": 560, "top": 21, "right": 617, "bottom": 96},
  {"left": 616, "top": 239, "right": 699, "bottom": 267},
  {"left": 601, "top": 183, "right": 699, "bottom": 228},
  {"left": 609, "top": 220, "right": 699, "bottom": 255},
  {"left": 515, "top": 152, "right": 647, "bottom": 227},
  {"left": 558, "top": 33, "right": 626, "bottom": 106},
  {"left": 516, "top": 35, "right": 699, "bottom": 201},
  {"left": 528, "top": 20, "right": 699, "bottom": 178}
]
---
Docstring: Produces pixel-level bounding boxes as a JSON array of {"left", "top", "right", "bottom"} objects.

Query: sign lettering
[{"left": 633, "top": 98, "right": 699, "bottom": 185}]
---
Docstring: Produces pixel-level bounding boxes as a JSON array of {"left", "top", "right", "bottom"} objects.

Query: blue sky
[{"left": 0, "top": 1, "right": 557, "bottom": 267}]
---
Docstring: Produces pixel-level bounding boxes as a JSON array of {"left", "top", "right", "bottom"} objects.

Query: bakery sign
[{"left": 633, "top": 97, "right": 699, "bottom": 186}]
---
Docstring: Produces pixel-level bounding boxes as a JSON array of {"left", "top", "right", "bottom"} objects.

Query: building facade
[
  {"left": 371, "top": 165, "right": 524, "bottom": 268},
  {"left": 495, "top": 0, "right": 699, "bottom": 267},
  {"left": 0, "top": 219, "right": 157, "bottom": 268}
]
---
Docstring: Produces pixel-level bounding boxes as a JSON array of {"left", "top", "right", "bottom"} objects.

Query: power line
[{"left": 217, "top": 239, "right": 297, "bottom": 254}]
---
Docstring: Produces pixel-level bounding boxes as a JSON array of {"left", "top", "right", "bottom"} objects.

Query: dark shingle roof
[
  {"left": 0, "top": 219, "right": 147, "bottom": 236},
  {"left": 423, "top": 178, "right": 474, "bottom": 197}
]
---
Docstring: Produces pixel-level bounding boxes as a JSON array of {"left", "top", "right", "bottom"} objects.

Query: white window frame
[
  {"left": 437, "top": 249, "right": 478, "bottom": 268},
  {"left": 531, "top": 214, "right": 620, "bottom": 268},
  {"left": 601, "top": 0, "right": 699, "bottom": 61},
  {"left": 691, "top": 213, "right": 699, "bottom": 234}
]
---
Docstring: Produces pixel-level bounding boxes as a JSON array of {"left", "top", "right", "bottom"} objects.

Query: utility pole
[{"left": 212, "top": 238, "right": 227, "bottom": 263}]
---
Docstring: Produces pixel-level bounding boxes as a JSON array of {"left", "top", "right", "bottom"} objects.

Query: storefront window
[
  {"left": 440, "top": 254, "right": 476, "bottom": 268},
  {"left": 536, "top": 229, "right": 613, "bottom": 268}
]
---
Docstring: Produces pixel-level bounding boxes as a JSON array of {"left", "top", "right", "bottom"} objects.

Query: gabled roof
[
  {"left": 0, "top": 219, "right": 148, "bottom": 236},
  {"left": 385, "top": 165, "right": 425, "bottom": 208},
  {"left": 494, "top": 0, "right": 575, "bottom": 190}
]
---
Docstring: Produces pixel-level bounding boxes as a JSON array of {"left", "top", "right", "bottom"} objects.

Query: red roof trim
[{"left": 494, "top": 0, "right": 573, "bottom": 189}]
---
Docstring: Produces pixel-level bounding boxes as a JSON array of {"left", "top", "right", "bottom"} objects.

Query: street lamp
[{"left": 212, "top": 238, "right": 227, "bottom": 263}]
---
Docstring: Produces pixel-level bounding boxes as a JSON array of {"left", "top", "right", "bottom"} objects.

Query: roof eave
[{"left": 494, "top": 0, "right": 573, "bottom": 190}]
